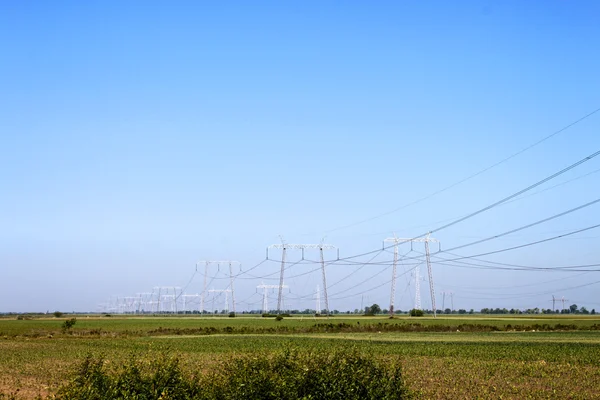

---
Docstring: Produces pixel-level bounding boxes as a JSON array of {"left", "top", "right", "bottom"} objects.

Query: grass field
[{"left": 1, "top": 314, "right": 600, "bottom": 399}]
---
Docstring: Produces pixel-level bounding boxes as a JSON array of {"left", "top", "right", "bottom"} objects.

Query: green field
[{"left": 1, "top": 314, "right": 600, "bottom": 399}]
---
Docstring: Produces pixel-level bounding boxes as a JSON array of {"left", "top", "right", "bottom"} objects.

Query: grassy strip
[{"left": 2, "top": 319, "right": 600, "bottom": 339}]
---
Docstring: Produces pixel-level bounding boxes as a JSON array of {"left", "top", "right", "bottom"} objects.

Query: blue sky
[{"left": 1, "top": 1, "right": 599, "bottom": 313}]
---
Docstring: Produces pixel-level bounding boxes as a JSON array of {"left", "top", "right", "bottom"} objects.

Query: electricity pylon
[
  {"left": 256, "top": 283, "right": 288, "bottom": 314},
  {"left": 316, "top": 285, "right": 321, "bottom": 314},
  {"left": 268, "top": 240, "right": 338, "bottom": 315},
  {"left": 153, "top": 287, "right": 181, "bottom": 313},
  {"left": 384, "top": 233, "right": 440, "bottom": 317},
  {"left": 561, "top": 296, "right": 569, "bottom": 312},
  {"left": 383, "top": 236, "right": 406, "bottom": 317},
  {"left": 182, "top": 294, "right": 200, "bottom": 313},
  {"left": 135, "top": 293, "right": 153, "bottom": 314},
  {"left": 441, "top": 291, "right": 449, "bottom": 311},
  {"left": 197, "top": 261, "right": 240, "bottom": 316},
  {"left": 208, "top": 289, "right": 231, "bottom": 314}
]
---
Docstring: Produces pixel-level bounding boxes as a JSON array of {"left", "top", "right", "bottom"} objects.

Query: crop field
[{"left": 1, "top": 314, "right": 600, "bottom": 399}]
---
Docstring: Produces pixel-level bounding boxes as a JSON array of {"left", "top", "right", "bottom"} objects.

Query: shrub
[
  {"left": 211, "top": 347, "right": 410, "bottom": 399},
  {"left": 55, "top": 348, "right": 412, "bottom": 400},
  {"left": 228, "top": 312, "right": 236, "bottom": 318},
  {"left": 275, "top": 315, "right": 284, "bottom": 321},
  {"left": 53, "top": 311, "right": 64, "bottom": 318},
  {"left": 409, "top": 309, "right": 424, "bottom": 317},
  {"left": 54, "top": 354, "right": 201, "bottom": 400},
  {"left": 62, "top": 318, "right": 77, "bottom": 332}
]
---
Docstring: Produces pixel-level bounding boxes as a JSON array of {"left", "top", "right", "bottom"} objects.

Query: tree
[
  {"left": 591, "top": 309, "right": 596, "bottom": 315},
  {"left": 444, "top": 308, "right": 451, "bottom": 314},
  {"left": 580, "top": 306, "right": 589, "bottom": 315},
  {"left": 569, "top": 304, "right": 578, "bottom": 314},
  {"left": 368, "top": 304, "right": 381, "bottom": 315}
]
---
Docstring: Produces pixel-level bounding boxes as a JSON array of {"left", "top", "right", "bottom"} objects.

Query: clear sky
[{"left": 1, "top": 1, "right": 599, "bottom": 313}]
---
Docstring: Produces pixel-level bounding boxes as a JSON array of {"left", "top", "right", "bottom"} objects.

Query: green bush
[
  {"left": 53, "top": 311, "right": 64, "bottom": 318},
  {"left": 55, "top": 354, "right": 201, "bottom": 400},
  {"left": 409, "top": 309, "right": 424, "bottom": 317},
  {"left": 62, "top": 318, "right": 77, "bottom": 332},
  {"left": 54, "top": 348, "right": 411, "bottom": 400},
  {"left": 210, "top": 347, "right": 410, "bottom": 400}
]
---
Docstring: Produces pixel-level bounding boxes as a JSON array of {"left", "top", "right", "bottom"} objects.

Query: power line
[
  {"left": 433, "top": 252, "right": 600, "bottom": 272},
  {"left": 327, "top": 250, "right": 388, "bottom": 289},
  {"left": 329, "top": 264, "right": 420, "bottom": 301},
  {"left": 429, "top": 149, "right": 600, "bottom": 236},
  {"left": 444, "top": 223, "right": 600, "bottom": 261},
  {"left": 444, "top": 198, "right": 600, "bottom": 252},
  {"left": 307, "top": 148, "right": 600, "bottom": 265},
  {"left": 320, "top": 107, "right": 600, "bottom": 234},
  {"left": 365, "top": 165, "right": 600, "bottom": 238}
]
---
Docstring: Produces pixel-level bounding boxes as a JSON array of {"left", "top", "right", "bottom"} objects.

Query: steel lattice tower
[{"left": 268, "top": 240, "right": 338, "bottom": 315}]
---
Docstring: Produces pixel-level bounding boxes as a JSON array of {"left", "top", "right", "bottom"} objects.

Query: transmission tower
[
  {"left": 256, "top": 283, "right": 288, "bottom": 314},
  {"left": 383, "top": 236, "right": 407, "bottom": 317},
  {"left": 197, "top": 261, "right": 240, "bottom": 316},
  {"left": 561, "top": 296, "right": 569, "bottom": 312},
  {"left": 384, "top": 234, "right": 440, "bottom": 317},
  {"left": 208, "top": 289, "right": 231, "bottom": 314},
  {"left": 135, "top": 293, "right": 153, "bottom": 314},
  {"left": 440, "top": 291, "right": 454, "bottom": 312},
  {"left": 267, "top": 240, "right": 338, "bottom": 315},
  {"left": 316, "top": 285, "right": 321, "bottom": 314},
  {"left": 414, "top": 266, "right": 421, "bottom": 311},
  {"left": 121, "top": 297, "right": 136, "bottom": 314},
  {"left": 440, "top": 291, "right": 449, "bottom": 311},
  {"left": 152, "top": 287, "right": 181, "bottom": 313},
  {"left": 182, "top": 294, "right": 200, "bottom": 313}
]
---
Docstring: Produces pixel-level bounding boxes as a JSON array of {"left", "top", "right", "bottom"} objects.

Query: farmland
[{"left": 1, "top": 314, "right": 600, "bottom": 399}]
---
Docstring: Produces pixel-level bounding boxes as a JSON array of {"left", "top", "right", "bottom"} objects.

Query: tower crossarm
[{"left": 268, "top": 244, "right": 337, "bottom": 250}]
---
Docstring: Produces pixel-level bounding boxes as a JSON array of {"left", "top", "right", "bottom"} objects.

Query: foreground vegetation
[
  {"left": 1, "top": 315, "right": 599, "bottom": 399},
  {"left": 50, "top": 347, "right": 409, "bottom": 400}
]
